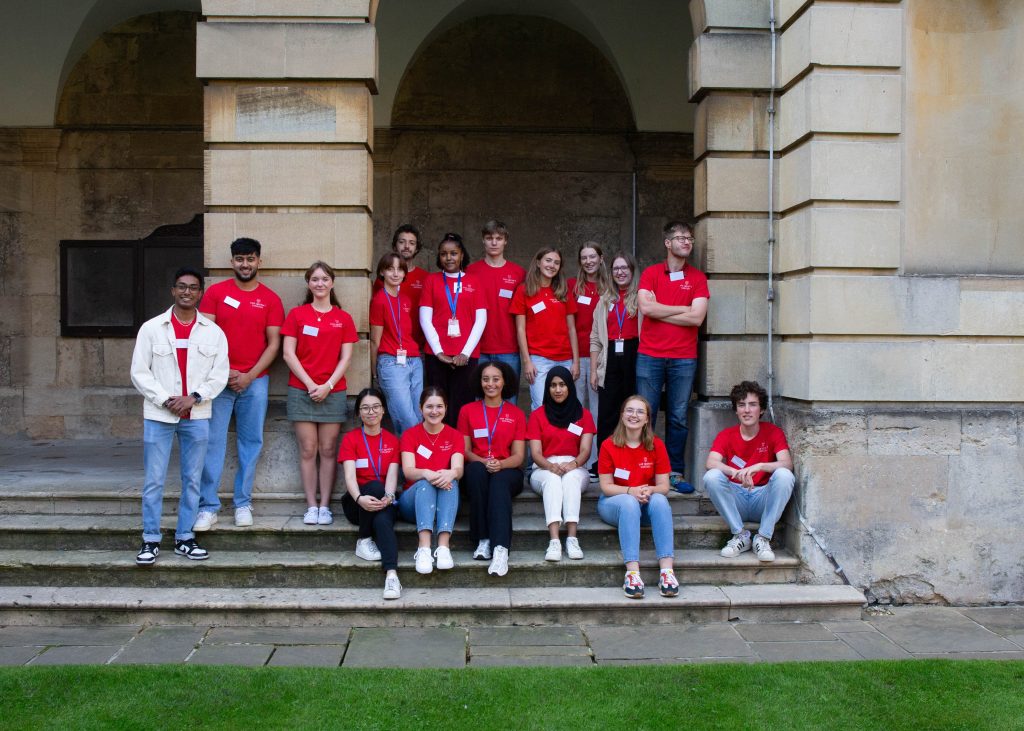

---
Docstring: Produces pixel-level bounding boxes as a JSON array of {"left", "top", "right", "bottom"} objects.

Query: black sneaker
[
  {"left": 174, "top": 538, "right": 209, "bottom": 561},
  {"left": 136, "top": 541, "right": 160, "bottom": 566}
]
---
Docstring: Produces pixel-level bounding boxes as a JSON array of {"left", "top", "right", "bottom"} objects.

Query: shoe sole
[
  {"left": 756, "top": 554, "right": 775, "bottom": 563},
  {"left": 545, "top": 554, "right": 561, "bottom": 562},
  {"left": 193, "top": 520, "right": 217, "bottom": 532},
  {"left": 356, "top": 552, "right": 382, "bottom": 561},
  {"left": 624, "top": 591, "right": 644, "bottom": 599},
  {"left": 415, "top": 566, "right": 433, "bottom": 574},
  {"left": 660, "top": 588, "right": 679, "bottom": 598},
  {"left": 383, "top": 592, "right": 401, "bottom": 600},
  {"left": 174, "top": 549, "right": 209, "bottom": 561},
  {"left": 488, "top": 568, "right": 508, "bottom": 577},
  {"left": 473, "top": 553, "right": 491, "bottom": 561},
  {"left": 135, "top": 557, "right": 156, "bottom": 566}
]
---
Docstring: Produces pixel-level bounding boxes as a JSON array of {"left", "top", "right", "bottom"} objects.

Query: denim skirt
[{"left": 286, "top": 386, "right": 347, "bottom": 423}]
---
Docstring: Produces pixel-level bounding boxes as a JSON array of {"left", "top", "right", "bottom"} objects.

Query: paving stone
[
  {"left": 960, "top": 607, "right": 1024, "bottom": 635},
  {"left": 586, "top": 623, "right": 752, "bottom": 661},
  {"left": 206, "top": 626, "right": 349, "bottom": 645},
  {"left": 602, "top": 656, "right": 759, "bottom": 665},
  {"left": 911, "top": 651, "right": 1024, "bottom": 661},
  {"left": 113, "top": 626, "right": 208, "bottom": 664},
  {"left": 471, "top": 645, "right": 591, "bottom": 657},
  {"left": 343, "top": 627, "right": 467, "bottom": 668},
  {"left": 471, "top": 655, "right": 593, "bottom": 667},
  {"left": 1005, "top": 633, "right": 1024, "bottom": 649},
  {"left": 267, "top": 645, "right": 344, "bottom": 667},
  {"left": 734, "top": 622, "right": 836, "bottom": 642},
  {"left": 30, "top": 645, "right": 120, "bottom": 665},
  {"left": 822, "top": 620, "right": 876, "bottom": 633},
  {"left": 188, "top": 644, "right": 273, "bottom": 666},
  {"left": 835, "top": 631, "right": 912, "bottom": 659},
  {"left": 0, "top": 646, "right": 43, "bottom": 665},
  {"left": 0, "top": 625, "right": 140, "bottom": 646},
  {"left": 469, "top": 626, "right": 585, "bottom": 646},
  {"left": 869, "top": 607, "right": 1020, "bottom": 654},
  {"left": 750, "top": 640, "right": 861, "bottom": 662}
]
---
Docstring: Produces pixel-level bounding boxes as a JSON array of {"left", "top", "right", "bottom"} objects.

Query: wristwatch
[
  {"left": 385, "top": 492, "right": 397, "bottom": 504},
  {"left": 190, "top": 391, "right": 202, "bottom": 403}
]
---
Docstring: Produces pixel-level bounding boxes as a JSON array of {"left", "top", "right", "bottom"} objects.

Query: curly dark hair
[
  {"left": 470, "top": 360, "right": 519, "bottom": 401},
  {"left": 729, "top": 380, "right": 768, "bottom": 411}
]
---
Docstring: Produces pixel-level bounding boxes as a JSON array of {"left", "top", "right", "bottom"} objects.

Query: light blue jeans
[
  {"left": 142, "top": 418, "right": 208, "bottom": 543},
  {"left": 398, "top": 478, "right": 460, "bottom": 534},
  {"left": 597, "top": 492, "right": 675, "bottom": 565},
  {"left": 199, "top": 374, "right": 269, "bottom": 513},
  {"left": 574, "top": 357, "right": 598, "bottom": 468},
  {"left": 703, "top": 468, "right": 794, "bottom": 540},
  {"left": 376, "top": 353, "right": 423, "bottom": 436},
  {"left": 528, "top": 355, "right": 572, "bottom": 410},
  {"left": 636, "top": 355, "right": 697, "bottom": 475}
]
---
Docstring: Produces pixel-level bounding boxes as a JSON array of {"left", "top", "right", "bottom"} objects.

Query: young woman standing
[{"left": 568, "top": 243, "right": 610, "bottom": 466}]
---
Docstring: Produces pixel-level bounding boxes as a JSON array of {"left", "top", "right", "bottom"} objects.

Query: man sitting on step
[{"left": 702, "top": 380, "right": 794, "bottom": 563}]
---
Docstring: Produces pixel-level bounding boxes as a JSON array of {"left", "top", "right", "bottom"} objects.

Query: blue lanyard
[
  {"left": 360, "top": 428, "right": 384, "bottom": 482},
  {"left": 443, "top": 273, "right": 461, "bottom": 318},
  {"left": 482, "top": 402, "right": 505, "bottom": 453},
  {"left": 614, "top": 295, "right": 627, "bottom": 338},
  {"left": 384, "top": 291, "right": 403, "bottom": 347}
]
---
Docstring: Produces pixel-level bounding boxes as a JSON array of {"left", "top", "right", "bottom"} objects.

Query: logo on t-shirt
[
  {"left": 329, "top": 320, "right": 344, "bottom": 329},
  {"left": 251, "top": 298, "right": 267, "bottom": 310},
  {"left": 638, "top": 456, "right": 654, "bottom": 471}
]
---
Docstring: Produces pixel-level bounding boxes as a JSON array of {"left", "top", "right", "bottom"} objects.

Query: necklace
[
  {"left": 311, "top": 303, "right": 332, "bottom": 322},
  {"left": 423, "top": 424, "right": 445, "bottom": 446}
]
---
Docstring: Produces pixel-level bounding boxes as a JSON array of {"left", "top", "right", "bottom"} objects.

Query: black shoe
[
  {"left": 136, "top": 541, "right": 160, "bottom": 566},
  {"left": 174, "top": 538, "right": 209, "bottom": 561}
]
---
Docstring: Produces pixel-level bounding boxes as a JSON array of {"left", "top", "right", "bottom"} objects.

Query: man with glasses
[
  {"left": 130, "top": 267, "right": 228, "bottom": 565},
  {"left": 636, "top": 221, "right": 709, "bottom": 493}
]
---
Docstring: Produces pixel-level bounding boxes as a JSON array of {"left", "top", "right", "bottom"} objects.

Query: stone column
[{"left": 197, "top": 1, "right": 379, "bottom": 393}]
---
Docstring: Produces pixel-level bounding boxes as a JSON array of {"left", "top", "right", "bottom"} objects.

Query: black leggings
[
  {"left": 423, "top": 354, "right": 478, "bottom": 427},
  {"left": 340, "top": 480, "right": 399, "bottom": 572},
  {"left": 464, "top": 461, "right": 523, "bottom": 550},
  {"left": 597, "top": 337, "right": 639, "bottom": 452}
]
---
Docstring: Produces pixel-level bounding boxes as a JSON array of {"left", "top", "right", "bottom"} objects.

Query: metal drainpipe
[{"left": 767, "top": 0, "right": 777, "bottom": 423}]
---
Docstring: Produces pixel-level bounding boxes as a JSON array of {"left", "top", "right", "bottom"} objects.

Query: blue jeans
[
  {"left": 376, "top": 354, "right": 423, "bottom": 436},
  {"left": 575, "top": 357, "right": 599, "bottom": 468},
  {"left": 528, "top": 355, "right": 572, "bottom": 410},
  {"left": 597, "top": 492, "right": 674, "bottom": 565},
  {"left": 703, "top": 468, "right": 794, "bottom": 540},
  {"left": 636, "top": 354, "right": 697, "bottom": 474},
  {"left": 398, "top": 478, "right": 460, "bottom": 534},
  {"left": 142, "top": 418, "right": 208, "bottom": 543},
  {"left": 199, "top": 374, "right": 269, "bottom": 512}
]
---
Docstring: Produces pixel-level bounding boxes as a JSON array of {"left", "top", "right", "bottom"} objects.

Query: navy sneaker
[
  {"left": 670, "top": 473, "right": 695, "bottom": 494},
  {"left": 136, "top": 541, "right": 160, "bottom": 566}
]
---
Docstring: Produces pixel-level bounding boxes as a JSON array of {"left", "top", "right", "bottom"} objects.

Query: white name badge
[
  {"left": 567, "top": 422, "right": 584, "bottom": 436},
  {"left": 614, "top": 340, "right": 625, "bottom": 353},
  {"left": 669, "top": 270, "right": 686, "bottom": 282},
  {"left": 175, "top": 339, "right": 189, "bottom": 349},
  {"left": 396, "top": 349, "right": 407, "bottom": 366},
  {"left": 453, "top": 283, "right": 462, "bottom": 293},
  {"left": 355, "top": 458, "right": 369, "bottom": 469},
  {"left": 730, "top": 455, "right": 747, "bottom": 468},
  {"left": 416, "top": 444, "right": 433, "bottom": 459},
  {"left": 302, "top": 325, "right": 319, "bottom": 337},
  {"left": 577, "top": 295, "right": 592, "bottom": 306},
  {"left": 609, "top": 302, "right": 617, "bottom": 311},
  {"left": 223, "top": 296, "right": 241, "bottom": 309},
  {"left": 614, "top": 467, "right": 631, "bottom": 480},
  {"left": 447, "top": 319, "right": 461, "bottom": 338},
  {"left": 531, "top": 301, "right": 546, "bottom": 314},
  {"left": 498, "top": 289, "right": 514, "bottom": 299},
  {"left": 473, "top": 428, "right": 489, "bottom": 439}
]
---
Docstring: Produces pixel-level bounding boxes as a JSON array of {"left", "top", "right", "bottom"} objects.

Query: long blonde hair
[
  {"left": 611, "top": 395, "right": 656, "bottom": 451},
  {"left": 525, "top": 247, "right": 568, "bottom": 300},
  {"left": 609, "top": 251, "right": 639, "bottom": 318},
  {"left": 573, "top": 242, "right": 613, "bottom": 299},
  {"left": 302, "top": 260, "right": 341, "bottom": 307}
]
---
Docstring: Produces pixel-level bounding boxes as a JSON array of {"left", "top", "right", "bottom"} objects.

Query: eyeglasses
[
  {"left": 174, "top": 283, "right": 202, "bottom": 293},
  {"left": 669, "top": 235, "right": 694, "bottom": 243},
  {"left": 622, "top": 408, "right": 647, "bottom": 416},
  {"left": 612, "top": 266, "right": 630, "bottom": 273},
  {"left": 359, "top": 404, "right": 383, "bottom": 413}
]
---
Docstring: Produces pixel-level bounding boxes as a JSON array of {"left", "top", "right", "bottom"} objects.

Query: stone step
[
  {"left": 0, "top": 548, "right": 799, "bottom": 589},
  {"left": 0, "top": 584, "right": 867, "bottom": 626}
]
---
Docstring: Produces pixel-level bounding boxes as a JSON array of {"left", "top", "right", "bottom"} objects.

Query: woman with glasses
[
  {"left": 568, "top": 243, "right": 610, "bottom": 472},
  {"left": 398, "top": 386, "right": 464, "bottom": 575},
  {"left": 597, "top": 395, "right": 678, "bottom": 600},
  {"left": 590, "top": 252, "right": 642, "bottom": 455},
  {"left": 338, "top": 388, "right": 402, "bottom": 599},
  {"left": 418, "top": 233, "right": 487, "bottom": 426},
  {"left": 281, "top": 261, "right": 357, "bottom": 526},
  {"left": 511, "top": 247, "right": 579, "bottom": 410},
  {"left": 370, "top": 252, "right": 423, "bottom": 435},
  {"left": 457, "top": 360, "right": 527, "bottom": 577},
  {"left": 527, "top": 365, "right": 595, "bottom": 561}
]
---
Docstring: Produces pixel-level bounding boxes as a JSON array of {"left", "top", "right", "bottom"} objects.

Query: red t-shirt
[
  {"left": 171, "top": 314, "right": 196, "bottom": 419},
  {"left": 399, "top": 423, "right": 463, "bottom": 488},
  {"left": 607, "top": 290, "right": 640, "bottom": 341},
  {"left": 637, "top": 262, "right": 710, "bottom": 359},
  {"left": 466, "top": 259, "right": 526, "bottom": 354},
  {"left": 710, "top": 422, "right": 790, "bottom": 487},
  {"left": 337, "top": 427, "right": 401, "bottom": 486},
  {"left": 369, "top": 288, "right": 421, "bottom": 357},
  {"left": 598, "top": 437, "right": 671, "bottom": 488},
  {"left": 568, "top": 279, "right": 600, "bottom": 345},
  {"left": 526, "top": 406, "right": 596, "bottom": 458},
  {"left": 372, "top": 266, "right": 428, "bottom": 347},
  {"left": 509, "top": 284, "right": 578, "bottom": 361},
  {"left": 457, "top": 400, "right": 527, "bottom": 460},
  {"left": 199, "top": 279, "right": 284, "bottom": 376},
  {"left": 280, "top": 304, "right": 358, "bottom": 392},
  {"left": 419, "top": 271, "right": 484, "bottom": 357}
]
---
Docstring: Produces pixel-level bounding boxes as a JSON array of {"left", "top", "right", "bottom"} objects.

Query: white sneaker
[
  {"left": 753, "top": 534, "right": 775, "bottom": 562},
  {"left": 473, "top": 539, "right": 492, "bottom": 560},
  {"left": 193, "top": 511, "right": 217, "bottom": 532},
  {"left": 721, "top": 530, "right": 752, "bottom": 558},
  {"left": 488, "top": 545, "right": 509, "bottom": 577},
  {"left": 234, "top": 506, "right": 253, "bottom": 527},
  {"left": 317, "top": 506, "right": 333, "bottom": 525},
  {"left": 544, "top": 539, "right": 562, "bottom": 562},
  {"left": 355, "top": 537, "right": 381, "bottom": 561},
  {"left": 414, "top": 546, "right": 433, "bottom": 574},
  {"left": 383, "top": 574, "right": 402, "bottom": 600},
  {"left": 303, "top": 506, "right": 318, "bottom": 525},
  {"left": 434, "top": 546, "right": 454, "bottom": 570},
  {"left": 565, "top": 536, "right": 584, "bottom": 560}
]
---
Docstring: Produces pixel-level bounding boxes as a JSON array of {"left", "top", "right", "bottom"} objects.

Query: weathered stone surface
[
  {"left": 699, "top": 340, "right": 768, "bottom": 398},
  {"left": 695, "top": 157, "right": 772, "bottom": 216},
  {"left": 30, "top": 645, "right": 120, "bottom": 665},
  {"left": 869, "top": 607, "right": 1021, "bottom": 654},
  {"left": 867, "top": 413, "right": 961, "bottom": 456},
  {"left": 750, "top": 640, "right": 860, "bottom": 662},
  {"left": 202, "top": 1, "right": 377, "bottom": 21},
  {"left": 694, "top": 94, "right": 769, "bottom": 156},
  {"left": 343, "top": 627, "right": 466, "bottom": 668},
  {"left": 777, "top": 407, "right": 869, "bottom": 456},
  {"left": 835, "top": 630, "right": 912, "bottom": 660},
  {"left": 699, "top": 216, "right": 772, "bottom": 275},
  {"left": 779, "top": 140, "right": 900, "bottom": 212},
  {"left": 188, "top": 644, "right": 273, "bottom": 665},
  {"left": 961, "top": 411, "right": 1018, "bottom": 450},
  {"left": 114, "top": 626, "right": 206, "bottom": 664},
  {"left": 689, "top": 33, "right": 771, "bottom": 101},
  {"left": 586, "top": 623, "right": 753, "bottom": 661},
  {"left": 704, "top": 279, "right": 769, "bottom": 335},
  {"left": 777, "top": 206, "right": 901, "bottom": 272},
  {"left": 690, "top": 0, "right": 769, "bottom": 33},
  {"left": 268, "top": 646, "right": 344, "bottom": 667}
]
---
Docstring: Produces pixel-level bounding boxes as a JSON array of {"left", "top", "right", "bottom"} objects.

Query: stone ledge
[
  {"left": 202, "top": 0, "right": 377, "bottom": 22},
  {"left": 689, "top": 33, "right": 771, "bottom": 101}
]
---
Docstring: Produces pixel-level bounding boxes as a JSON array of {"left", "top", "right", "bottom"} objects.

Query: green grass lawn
[{"left": 3, "top": 660, "right": 1023, "bottom": 730}]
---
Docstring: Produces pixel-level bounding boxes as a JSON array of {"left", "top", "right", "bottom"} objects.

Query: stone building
[{"left": 0, "top": 1, "right": 1022, "bottom": 605}]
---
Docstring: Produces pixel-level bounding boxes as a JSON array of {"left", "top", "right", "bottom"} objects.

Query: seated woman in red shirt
[
  {"left": 527, "top": 366, "right": 595, "bottom": 561},
  {"left": 457, "top": 361, "right": 527, "bottom": 578},
  {"left": 281, "top": 261, "right": 357, "bottom": 527},
  {"left": 597, "top": 395, "right": 678, "bottom": 600},
  {"left": 338, "top": 388, "right": 402, "bottom": 600}
]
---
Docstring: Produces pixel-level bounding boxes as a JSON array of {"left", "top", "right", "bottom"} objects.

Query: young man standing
[
  {"left": 636, "top": 221, "right": 709, "bottom": 493},
  {"left": 466, "top": 220, "right": 526, "bottom": 387},
  {"left": 373, "top": 224, "right": 429, "bottom": 349},
  {"left": 130, "top": 267, "right": 228, "bottom": 565},
  {"left": 703, "top": 381, "right": 794, "bottom": 563},
  {"left": 195, "top": 238, "right": 284, "bottom": 529}
]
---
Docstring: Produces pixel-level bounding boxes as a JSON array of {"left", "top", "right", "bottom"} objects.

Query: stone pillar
[{"left": 197, "top": 1, "right": 379, "bottom": 393}]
